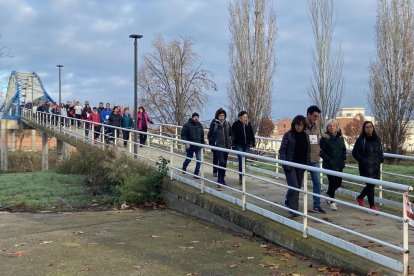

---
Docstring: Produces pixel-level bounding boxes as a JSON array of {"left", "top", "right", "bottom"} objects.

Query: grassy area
[{"left": 0, "top": 171, "right": 112, "bottom": 212}]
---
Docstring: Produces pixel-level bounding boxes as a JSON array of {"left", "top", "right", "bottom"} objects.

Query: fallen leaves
[
  {"left": 150, "top": 235, "right": 160, "bottom": 238},
  {"left": 40, "top": 241, "right": 53, "bottom": 245},
  {"left": 179, "top": 246, "right": 194, "bottom": 250},
  {"left": 14, "top": 243, "right": 27, "bottom": 247},
  {"left": 73, "top": 230, "right": 84, "bottom": 235},
  {"left": 226, "top": 250, "right": 236, "bottom": 254},
  {"left": 229, "top": 264, "right": 239, "bottom": 268},
  {"left": 8, "top": 251, "right": 25, "bottom": 257}
]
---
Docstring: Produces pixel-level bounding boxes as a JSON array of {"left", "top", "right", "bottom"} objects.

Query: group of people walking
[
  {"left": 31, "top": 101, "right": 153, "bottom": 147},
  {"left": 180, "top": 108, "right": 255, "bottom": 187},
  {"left": 279, "top": 106, "right": 384, "bottom": 217},
  {"left": 33, "top": 100, "right": 384, "bottom": 217}
]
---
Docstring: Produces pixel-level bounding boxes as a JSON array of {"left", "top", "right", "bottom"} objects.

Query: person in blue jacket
[{"left": 100, "top": 103, "right": 112, "bottom": 142}]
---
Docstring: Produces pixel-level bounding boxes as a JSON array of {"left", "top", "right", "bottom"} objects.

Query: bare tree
[
  {"left": 342, "top": 113, "right": 364, "bottom": 147},
  {"left": 307, "top": 0, "right": 344, "bottom": 128},
  {"left": 227, "top": 0, "right": 277, "bottom": 133},
  {"left": 369, "top": 0, "right": 414, "bottom": 156},
  {"left": 138, "top": 35, "right": 216, "bottom": 126}
]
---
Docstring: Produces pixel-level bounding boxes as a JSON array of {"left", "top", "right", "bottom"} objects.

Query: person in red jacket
[
  {"left": 88, "top": 107, "right": 101, "bottom": 144},
  {"left": 136, "top": 106, "right": 153, "bottom": 147}
]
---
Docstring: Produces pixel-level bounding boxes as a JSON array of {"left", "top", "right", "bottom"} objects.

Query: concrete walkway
[{"left": 0, "top": 210, "right": 335, "bottom": 276}]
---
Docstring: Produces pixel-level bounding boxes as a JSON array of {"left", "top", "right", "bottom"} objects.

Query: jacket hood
[{"left": 214, "top": 108, "right": 227, "bottom": 119}]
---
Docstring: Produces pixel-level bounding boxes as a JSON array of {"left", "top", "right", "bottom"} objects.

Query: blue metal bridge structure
[{"left": 0, "top": 71, "right": 54, "bottom": 120}]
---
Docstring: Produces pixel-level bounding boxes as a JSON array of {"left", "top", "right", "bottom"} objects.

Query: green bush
[{"left": 57, "top": 147, "right": 168, "bottom": 205}]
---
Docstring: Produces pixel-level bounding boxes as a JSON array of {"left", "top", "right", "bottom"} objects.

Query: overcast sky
[{"left": 0, "top": 0, "right": 377, "bottom": 120}]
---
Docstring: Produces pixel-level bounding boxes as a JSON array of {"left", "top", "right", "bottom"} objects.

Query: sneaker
[
  {"left": 368, "top": 206, "right": 379, "bottom": 215},
  {"left": 330, "top": 202, "right": 338, "bottom": 211},
  {"left": 356, "top": 197, "right": 365, "bottom": 207},
  {"left": 213, "top": 172, "right": 218, "bottom": 177},
  {"left": 312, "top": 206, "right": 326, "bottom": 214}
]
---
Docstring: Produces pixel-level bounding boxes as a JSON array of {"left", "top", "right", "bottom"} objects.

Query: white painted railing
[{"left": 21, "top": 109, "right": 413, "bottom": 275}]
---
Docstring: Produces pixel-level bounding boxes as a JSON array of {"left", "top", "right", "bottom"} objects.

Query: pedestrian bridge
[{"left": 6, "top": 108, "right": 411, "bottom": 275}]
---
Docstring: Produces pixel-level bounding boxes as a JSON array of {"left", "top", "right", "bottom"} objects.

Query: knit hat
[{"left": 192, "top": 112, "right": 200, "bottom": 118}]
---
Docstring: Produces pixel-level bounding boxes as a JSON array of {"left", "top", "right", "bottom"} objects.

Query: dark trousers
[
  {"left": 284, "top": 168, "right": 305, "bottom": 211},
  {"left": 123, "top": 129, "right": 130, "bottom": 146},
  {"left": 84, "top": 122, "right": 90, "bottom": 137},
  {"left": 234, "top": 144, "right": 250, "bottom": 179},
  {"left": 216, "top": 150, "right": 229, "bottom": 183},
  {"left": 326, "top": 174, "right": 343, "bottom": 199},
  {"left": 358, "top": 184, "right": 376, "bottom": 207},
  {"left": 212, "top": 150, "right": 219, "bottom": 174},
  {"left": 139, "top": 129, "right": 148, "bottom": 145},
  {"left": 75, "top": 114, "right": 82, "bottom": 127},
  {"left": 93, "top": 125, "right": 101, "bottom": 140},
  {"left": 182, "top": 148, "right": 201, "bottom": 175}
]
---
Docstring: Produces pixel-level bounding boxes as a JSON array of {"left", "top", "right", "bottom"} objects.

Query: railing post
[
  {"left": 129, "top": 132, "right": 133, "bottom": 154},
  {"left": 175, "top": 127, "right": 178, "bottom": 149},
  {"left": 159, "top": 125, "right": 162, "bottom": 136},
  {"left": 114, "top": 127, "right": 118, "bottom": 146},
  {"left": 379, "top": 163, "right": 383, "bottom": 204},
  {"left": 319, "top": 160, "right": 323, "bottom": 186},
  {"left": 275, "top": 152, "right": 279, "bottom": 176},
  {"left": 402, "top": 193, "right": 409, "bottom": 276},
  {"left": 302, "top": 171, "right": 308, "bottom": 238},
  {"left": 242, "top": 155, "right": 246, "bottom": 211},
  {"left": 83, "top": 122, "right": 86, "bottom": 142},
  {"left": 101, "top": 125, "right": 105, "bottom": 150},
  {"left": 170, "top": 141, "right": 174, "bottom": 180},
  {"left": 200, "top": 148, "right": 205, "bottom": 194}
]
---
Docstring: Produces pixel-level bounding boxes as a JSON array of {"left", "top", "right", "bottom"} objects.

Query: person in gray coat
[
  {"left": 181, "top": 112, "right": 205, "bottom": 178},
  {"left": 208, "top": 108, "right": 232, "bottom": 186}
]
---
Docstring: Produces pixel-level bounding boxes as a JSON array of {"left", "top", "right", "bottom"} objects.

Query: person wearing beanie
[
  {"left": 231, "top": 111, "right": 256, "bottom": 185},
  {"left": 181, "top": 112, "right": 205, "bottom": 178},
  {"left": 208, "top": 108, "right": 232, "bottom": 187}
]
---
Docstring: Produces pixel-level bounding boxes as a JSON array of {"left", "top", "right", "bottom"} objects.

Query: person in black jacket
[
  {"left": 352, "top": 121, "right": 384, "bottom": 212},
  {"left": 181, "top": 112, "right": 205, "bottom": 178},
  {"left": 232, "top": 111, "right": 256, "bottom": 184},
  {"left": 279, "top": 115, "right": 310, "bottom": 217},
  {"left": 108, "top": 106, "right": 122, "bottom": 143},
  {"left": 208, "top": 108, "right": 232, "bottom": 186},
  {"left": 320, "top": 119, "right": 346, "bottom": 211}
]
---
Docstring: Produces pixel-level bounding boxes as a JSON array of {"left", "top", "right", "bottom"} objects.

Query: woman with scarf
[
  {"left": 279, "top": 115, "right": 310, "bottom": 218},
  {"left": 137, "top": 106, "right": 153, "bottom": 147}
]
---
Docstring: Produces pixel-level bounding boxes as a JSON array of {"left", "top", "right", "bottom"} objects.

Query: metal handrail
[{"left": 20, "top": 108, "right": 412, "bottom": 274}]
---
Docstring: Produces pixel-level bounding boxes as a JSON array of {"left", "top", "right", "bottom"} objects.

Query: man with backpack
[{"left": 208, "top": 108, "right": 232, "bottom": 187}]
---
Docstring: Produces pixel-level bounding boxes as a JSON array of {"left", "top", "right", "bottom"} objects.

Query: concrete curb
[{"left": 162, "top": 180, "right": 399, "bottom": 276}]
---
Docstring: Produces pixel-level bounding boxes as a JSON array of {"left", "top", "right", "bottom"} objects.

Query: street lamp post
[
  {"left": 56, "top": 65, "right": 63, "bottom": 107},
  {"left": 129, "top": 34, "right": 143, "bottom": 158},
  {"left": 30, "top": 75, "right": 34, "bottom": 105}
]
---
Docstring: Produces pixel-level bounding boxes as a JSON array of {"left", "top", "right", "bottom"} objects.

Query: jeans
[
  {"left": 139, "top": 129, "right": 148, "bottom": 145},
  {"left": 212, "top": 150, "right": 219, "bottom": 174},
  {"left": 285, "top": 167, "right": 305, "bottom": 211},
  {"left": 309, "top": 162, "right": 322, "bottom": 208},
  {"left": 234, "top": 144, "right": 250, "bottom": 179},
  {"left": 182, "top": 147, "right": 201, "bottom": 175}
]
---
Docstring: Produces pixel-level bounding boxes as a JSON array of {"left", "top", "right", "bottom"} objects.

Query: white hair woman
[{"left": 319, "top": 119, "right": 346, "bottom": 210}]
